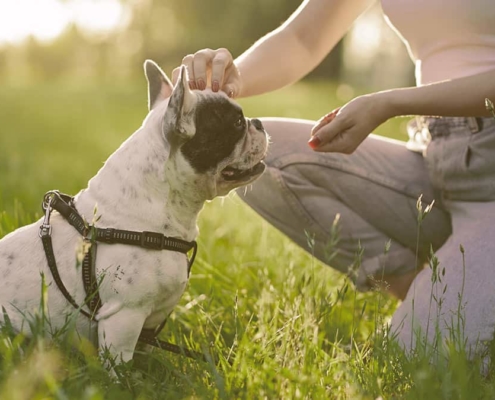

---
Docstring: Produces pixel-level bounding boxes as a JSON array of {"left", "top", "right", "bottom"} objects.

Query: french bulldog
[{"left": 0, "top": 60, "right": 269, "bottom": 366}]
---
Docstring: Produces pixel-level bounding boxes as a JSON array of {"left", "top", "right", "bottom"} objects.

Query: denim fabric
[
  {"left": 393, "top": 116, "right": 495, "bottom": 357},
  {"left": 237, "top": 117, "right": 452, "bottom": 290},
  {"left": 392, "top": 199, "right": 495, "bottom": 359},
  {"left": 237, "top": 115, "right": 495, "bottom": 358},
  {"left": 424, "top": 116, "right": 495, "bottom": 201}
]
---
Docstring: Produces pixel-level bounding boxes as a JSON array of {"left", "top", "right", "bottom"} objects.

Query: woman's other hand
[
  {"left": 172, "top": 48, "right": 242, "bottom": 98},
  {"left": 308, "top": 92, "right": 395, "bottom": 153}
]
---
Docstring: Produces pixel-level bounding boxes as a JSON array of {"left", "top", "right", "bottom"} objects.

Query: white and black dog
[{"left": 0, "top": 60, "right": 268, "bottom": 365}]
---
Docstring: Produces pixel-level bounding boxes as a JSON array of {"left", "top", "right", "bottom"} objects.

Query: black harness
[{"left": 38, "top": 190, "right": 204, "bottom": 361}]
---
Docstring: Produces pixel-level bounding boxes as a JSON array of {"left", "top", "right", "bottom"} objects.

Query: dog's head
[{"left": 143, "top": 60, "right": 268, "bottom": 200}]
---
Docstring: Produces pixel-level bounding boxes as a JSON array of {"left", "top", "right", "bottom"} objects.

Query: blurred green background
[
  {"left": 4, "top": 5, "right": 495, "bottom": 398},
  {"left": 0, "top": 0, "right": 414, "bottom": 86},
  {"left": 0, "top": 0, "right": 414, "bottom": 214}
]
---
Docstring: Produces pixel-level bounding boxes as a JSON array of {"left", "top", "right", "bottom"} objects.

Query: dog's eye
[{"left": 234, "top": 117, "right": 245, "bottom": 129}]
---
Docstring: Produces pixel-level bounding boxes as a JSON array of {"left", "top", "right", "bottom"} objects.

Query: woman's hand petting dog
[{"left": 172, "top": 48, "right": 242, "bottom": 99}]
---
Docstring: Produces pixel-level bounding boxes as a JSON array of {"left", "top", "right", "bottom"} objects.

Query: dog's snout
[{"left": 251, "top": 118, "right": 264, "bottom": 131}]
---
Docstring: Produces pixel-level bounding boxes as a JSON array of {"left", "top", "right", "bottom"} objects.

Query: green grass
[{"left": 0, "top": 80, "right": 494, "bottom": 399}]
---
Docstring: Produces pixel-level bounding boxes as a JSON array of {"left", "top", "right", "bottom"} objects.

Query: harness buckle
[
  {"left": 39, "top": 223, "right": 52, "bottom": 238},
  {"left": 42, "top": 190, "right": 60, "bottom": 210},
  {"left": 140, "top": 231, "right": 164, "bottom": 249},
  {"left": 39, "top": 193, "right": 55, "bottom": 238}
]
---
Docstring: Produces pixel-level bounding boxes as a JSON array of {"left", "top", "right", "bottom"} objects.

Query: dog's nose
[{"left": 251, "top": 118, "right": 264, "bottom": 131}]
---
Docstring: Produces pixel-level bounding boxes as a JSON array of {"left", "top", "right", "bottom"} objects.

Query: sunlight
[
  {"left": 348, "top": 13, "right": 383, "bottom": 60},
  {"left": 70, "top": 0, "right": 125, "bottom": 34},
  {"left": 0, "top": 0, "right": 68, "bottom": 44},
  {"left": 0, "top": 0, "right": 125, "bottom": 45}
]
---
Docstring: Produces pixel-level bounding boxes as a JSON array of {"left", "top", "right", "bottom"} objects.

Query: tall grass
[{"left": 1, "top": 81, "right": 494, "bottom": 399}]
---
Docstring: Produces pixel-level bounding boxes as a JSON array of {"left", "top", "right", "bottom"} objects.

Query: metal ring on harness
[{"left": 39, "top": 190, "right": 203, "bottom": 361}]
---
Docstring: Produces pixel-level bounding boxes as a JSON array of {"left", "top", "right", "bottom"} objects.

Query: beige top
[{"left": 381, "top": 0, "right": 495, "bottom": 85}]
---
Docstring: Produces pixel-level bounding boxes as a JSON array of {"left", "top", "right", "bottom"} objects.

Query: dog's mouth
[{"left": 221, "top": 161, "right": 266, "bottom": 182}]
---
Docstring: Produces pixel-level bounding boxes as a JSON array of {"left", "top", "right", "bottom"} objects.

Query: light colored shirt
[{"left": 381, "top": 0, "right": 495, "bottom": 85}]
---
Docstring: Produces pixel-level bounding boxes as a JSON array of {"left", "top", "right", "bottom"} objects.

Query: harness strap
[
  {"left": 49, "top": 193, "right": 195, "bottom": 254},
  {"left": 40, "top": 234, "right": 93, "bottom": 319},
  {"left": 81, "top": 241, "right": 101, "bottom": 314},
  {"left": 138, "top": 334, "right": 206, "bottom": 362},
  {"left": 39, "top": 190, "right": 202, "bottom": 361}
]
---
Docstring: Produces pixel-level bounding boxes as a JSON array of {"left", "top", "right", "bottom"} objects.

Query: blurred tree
[
  {"left": 24, "top": 27, "right": 79, "bottom": 81},
  {"left": 134, "top": 0, "right": 343, "bottom": 79},
  {"left": 0, "top": 0, "right": 412, "bottom": 88}
]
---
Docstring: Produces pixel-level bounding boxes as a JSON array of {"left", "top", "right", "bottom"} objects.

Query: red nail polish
[
  {"left": 308, "top": 136, "right": 321, "bottom": 149},
  {"left": 197, "top": 79, "right": 206, "bottom": 90},
  {"left": 212, "top": 80, "right": 219, "bottom": 92},
  {"left": 323, "top": 114, "right": 334, "bottom": 123}
]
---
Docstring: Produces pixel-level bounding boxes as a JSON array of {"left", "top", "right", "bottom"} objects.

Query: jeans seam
[
  {"left": 357, "top": 247, "right": 419, "bottom": 291},
  {"left": 272, "top": 167, "right": 328, "bottom": 237},
  {"left": 273, "top": 155, "right": 434, "bottom": 204},
  {"left": 274, "top": 160, "right": 436, "bottom": 263}
]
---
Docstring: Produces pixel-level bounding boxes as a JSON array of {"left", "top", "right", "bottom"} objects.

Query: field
[{"left": 0, "top": 79, "right": 494, "bottom": 399}]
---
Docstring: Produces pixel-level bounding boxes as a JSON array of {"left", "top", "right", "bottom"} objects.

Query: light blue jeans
[{"left": 238, "top": 115, "right": 495, "bottom": 356}]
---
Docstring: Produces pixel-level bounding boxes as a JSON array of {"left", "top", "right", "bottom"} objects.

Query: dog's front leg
[{"left": 97, "top": 307, "right": 148, "bottom": 367}]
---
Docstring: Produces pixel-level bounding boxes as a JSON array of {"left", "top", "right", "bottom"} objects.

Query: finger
[
  {"left": 211, "top": 48, "right": 232, "bottom": 92},
  {"left": 311, "top": 108, "right": 339, "bottom": 136},
  {"left": 308, "top": 115, "right": 348, "bottom": 149},
  {"left": 223, "top": 83, "right": 237, "bottom": 98},
  {"left": 172, "top": 67, "right": 180, "bottom": 85},
  {"left": 313, "top": 131, "right": 350, "bottom": 153},
  {"left": 173, "top": 64, "right": 196, "bottom": 90},
  {"left": 193, "top": 49, "right": 215, "bottom": 90},
  {"left": 181, "top": 55, "right": 196, "bottom": 89}
]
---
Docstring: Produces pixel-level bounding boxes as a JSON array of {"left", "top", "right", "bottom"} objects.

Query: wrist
[
  {"left": 232, "top": 60, "right": 245, "bottom": 98},
  {"left": 374, "top": 89, "right": 403, "bottom": 120}
]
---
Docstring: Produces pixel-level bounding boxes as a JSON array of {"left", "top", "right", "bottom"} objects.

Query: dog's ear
[
  {"left": 165, "top": 65, "right": 197, "bottom": 142},
  {"left": 144, "top": 60, "right": 173, "bottom": 111}
]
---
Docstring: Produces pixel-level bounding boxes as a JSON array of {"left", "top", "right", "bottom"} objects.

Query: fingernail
[
  {"left": 189, "top": 81, "right": 197, "bottom": 90},
  {"left": 322, "top": 110, "right": 338, "bottom": 124},
  {"left": 308, "top": 136, "right": 321, "bottom": 149},
  {"left": 197, "top": 79, "right": 206, "bottom": 90},
  {"left": 212, "top": 80, "right": 219, "bottom": 92},
  {"left": 323, "top": 112, "right": 335, "bottom": 123}
]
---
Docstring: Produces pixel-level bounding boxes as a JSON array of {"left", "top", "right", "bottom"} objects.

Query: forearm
[
  {"left": 380, "top": 68, "right": 495, "bottom": 119},
  {"left": 234, "top": 0, "right": 375, "bottom": 98},
  {"left": 234, "top": 28, "right": 318, "bottom": 98}
]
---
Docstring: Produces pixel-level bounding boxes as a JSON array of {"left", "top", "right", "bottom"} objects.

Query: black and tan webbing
[{"left": 39, "top": 190, "right": 202, "bottom": 361}]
